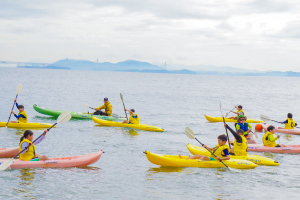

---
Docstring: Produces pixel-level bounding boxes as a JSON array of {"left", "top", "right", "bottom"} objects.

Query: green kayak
[{"left": 33, "top": 104, "right": 126, "bottom": 121}]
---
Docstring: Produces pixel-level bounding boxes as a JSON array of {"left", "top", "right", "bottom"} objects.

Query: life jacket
[
  {"left": 18, "top": 111, "right": 28, "bottom": 123},
  {"left": 212, "top": 144, "right": 230, "bottom": 158},
  {"left": 129, "top": 113, "right": 139, "bottom": 124},
  {"left": 262, "top": 132, "right": 277, "bottom": 147},
  {"left": 236, "top": 109, "right": 245, "bottom": 118},
  {"left": 285, "top": 118, "right": 296, "bottom": 129},
  {"left": 104, "top": 102, "right": 112, "bottom": 116},
  {"left": 19, "top": 139, "right": 36, "bottom": 161},
  {"left": 235, "top": 122, "right": 249, "bottom": 136},
  {"left": 233, "top": 135, "right": 248, "bottom": 156}
]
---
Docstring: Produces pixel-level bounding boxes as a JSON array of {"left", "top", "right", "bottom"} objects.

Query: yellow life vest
[
  {"left": 262, "top": 132, "right": 277, "bottom": 147},
  {"left": 285, "top": 118, "right": 295, "bottom": 129},
  {"left": 212, "top": 144, "right": 230, "bottom": 158},
  {"left": 129, "top": 113, "right": 139, "bottom": 124},
  {"left": 96, "top": 102, "right": 112, "bottom": 116},
  {"left": 19, "top": 139, "right": 36, "bottom": 161},
  {"left": 236, "top": 109, "right": 245, "bottom": 118},
  {"left": 18, "top": 111, "right": 28, "bottom": 123},
  {"left": 233, "top": 135, "right": 247, "bottom": 156}
]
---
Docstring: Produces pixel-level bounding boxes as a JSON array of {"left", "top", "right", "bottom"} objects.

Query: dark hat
[
  {"left": 104, "top": 97, "right": 108, "bottom": 101},
  {"left": 130, "top": 109, "right": 135, "bottom": 112}
]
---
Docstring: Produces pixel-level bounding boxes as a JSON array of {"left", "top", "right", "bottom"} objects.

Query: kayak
[
  {"left": 248, "top": 144, "right": 300, "bottom": 154},
  {"left": 187, "top": 143, "right": 279, "bottom": 166},
  {"left": 205, "top": 115, "right": 264, "bottom": 123},
  {"left": 33, "top": 104, "right": 125, "bottom": 121},
  {"left": 262, "top": 123, "right": 300, "bottom": 135},
  {"left": 0, "top": 150, "right": 103, "bottom": 169},
  {"left": 92, "top": 117, "right": 164, "bottom": 132},
  {"left": 144, "top": 151, "right": 257, "bottom": 169},
  {"left": 0, "top": 147, "right": 19, "bottom": 158},
  {"left": 0, "top": 122, "right": 55, "bottom": 128}
]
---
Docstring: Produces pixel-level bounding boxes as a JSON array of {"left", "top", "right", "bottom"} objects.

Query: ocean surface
[{"left": 1, "top": 67, "right": 300, "bottom": 199}]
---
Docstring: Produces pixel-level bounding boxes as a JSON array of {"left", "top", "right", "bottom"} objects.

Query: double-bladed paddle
[
  {"left": 260, "top": 115, "right": 300, "bottom": 129},
  {"left": 225, "top": 102, "right": 240, "bottom": 118},
  {"left": 220, "top": 103, "right": 231, "bottom": 149},
  {"left": 82, "top": 104, "right": 119, "bottom": 119},
  {"left": 120, "top": 93, "right": 128, "bottom": 121},
  {"left": 6, "top": 84, "right": 23, "bottom": 127},
  {"left": 0, "top": 111, "right": 71, "bottom": 171}
]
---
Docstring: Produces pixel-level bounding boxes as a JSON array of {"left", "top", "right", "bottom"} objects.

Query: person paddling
[
  {"left": 229, "top": 105, "right": 244, "bottom": 120},
  {"left": 19, "top": 130, "right": 51, "bottom": 161},
  {"left": 179, "top": 134, "right": 230, "bottom": 161},
  {"left": 278, "top": 113, "right": 297, "bottom": 130},
  {"left": 94, "top": 97, "right": 113, "bottom": 116},
  {"left": 263, "top": 125, "right": 286, "bottom": 147},
  {"left": 224, "top": 124, "right": 247, "bottom": 156},
  {"left": 10, "top": 98, "right": 28, "bottom": 123},
  {"left": 235, "top": 115, "right": 256, "bottom": 144},
  {"left": 122, "top": 109, "right": 139, "bottom": 124}
]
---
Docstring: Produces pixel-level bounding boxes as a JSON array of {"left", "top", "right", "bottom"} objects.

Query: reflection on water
[
  {"left": 284, "top": 134, "right": 294, "bottom": 141},
  {"left": 147, "top": 166, "right": 185, "bottom": 174},
  {"left": 33, "top": 115, "right": 57, "bottom": 121},
  {"left": 13, "top": 168, "right": 36, "bottom": 199},
  {"left": 123, "top": 129, "right": 140, "bottom": 137}
]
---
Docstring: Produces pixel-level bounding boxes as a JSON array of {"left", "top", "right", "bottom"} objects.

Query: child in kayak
[
  {"left": 263, "top": 125, "right": 286, "bottom": 147},
  {"left": 94, "top": 97, "right": 112, "bottom": 116},
  {"left": 179, "top": 134, "right": 230, "bottom": 161},
  {"left": 224, "top": 124, "right": 247, "bottom": 156},
  {"left": 19, "top": 130, "right": 51, "bottom": 161},
  {"left": 229, "top": 105, "right": 244, "bottom": 120},
  {"left": 122, "top": 109, "right": 139, "bottom": 124},
  {"left": 11, "top": 98, "right": 28, "bottom": 123},
  {"left": 278, "top": 113, "right": 297, "bottom": 130},
  {"left": 235, "top": 115, "right": 256, "bottom": 144}
]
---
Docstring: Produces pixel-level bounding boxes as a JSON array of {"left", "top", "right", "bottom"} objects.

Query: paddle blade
[
  {"left": 57, "top": 111, "right": 71, "bottom": 123},
  {"left": 111, "top": 113, "right": 119, "bottom": 119},
  {"left": 120, "top": 93, "right": 123, "bottom": 101},
  {"left": 185, "top": 127, "right": 196, "bottom": 139},
  {"left": 0, "top": 159, "right": 13, "bottom": 171},
  {"left": 16, "top": 84, "right": 23, "bottom": 94},
  {"left": 82, "top": 104, "right": 89, "bottom": 108},
  {"left": 260, "top": 115, "right": 270, "bottom": 121}
]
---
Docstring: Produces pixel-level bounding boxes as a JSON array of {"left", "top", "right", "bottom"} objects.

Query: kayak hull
[
  {"left": 187, "top": 143, "right": 279, "bottom": 166},
  {"left": 248, "top": 144, "right": 300, "bottom": 154},
  {"left": 144, "top": 151, "right": 257, "bottom": 169},
  {"left": 262, "top": 123, "right": 300, "bottom": 135},
  {"left": 92, "top": 117, "right": 164, "bottom": 132},
  {"left": 205, "top": 115, "right": 264, "bottom": 123},
  {"left": 0, "top": 150, "right": 103, "bottom": 169},
  {"left": 0, "top": 122, "right": 55, "bottom": 128},
  {"left": 0, "top": 147, "right": 19, "bottom": 158},
  {"left": 33, "top": 104, "right": 125, "bottom": 121}
]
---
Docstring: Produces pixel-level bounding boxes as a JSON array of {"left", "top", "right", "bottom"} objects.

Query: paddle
[
  {"left": 185, "top": 127, "right": 230, "bottom": 169},
  {"left": 0, "top": 111, "right": 71, "bottom": 171},
  {"left": 220, "top": 103, "right": 231, "bottom": 148},
  {"left": 6, "top": 84, "right": 23, "bottom": 127},
  {"left": 225, "top": 102, "right": 240, "bottom": 118},
  {"left": 260, "top": 114, "right": 300, "bottom": 129},
  {"left": 120, "top": 93, "right": 128, "bottom": 121},
  {"left": 82, "top": 104, "right": 119, "bottom": 119}
]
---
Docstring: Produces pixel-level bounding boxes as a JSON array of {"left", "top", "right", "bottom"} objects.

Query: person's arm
[
  {"left": 236, "top": 124, "right": 241, "bottom": 130},
  {"left": 248, "top": 123, "right": 252, "bottom": 129},
  {"left": 218, "top": 149, "right": 230, "bottom": 160},
  {"left": 16, "top": 102, "right": 19, "bottom": 108},
  {"left": 33, "top": 135, "right": 45, "bottom": 145},
  {"left": 268, "top": 134, "right": 278, "bottom": 142},
  {"left": 106, "top": 104, "right": 112, "bottom": 115},
  {"left": 14, "top": 113, "right": 26, "bottom": 119},
  {"left": 20, "top": 141, "right": 29, "bottom": 154},
  {"left": 125, "top": 109, "right": 133, "bottom": 115},
  {"left": 203, "top": 145, "right": 213, "bottom": 151},
  {"left": 226, "top": 124, "right": 242, "bottom": 143},
  {"left": 280, "top": 120, "right": 288, "bottom": 124},
  {"left": 95, "top": 105, "right": 104, "bottom": 111}
]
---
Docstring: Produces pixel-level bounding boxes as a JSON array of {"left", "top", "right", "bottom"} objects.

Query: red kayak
[
  {"left": 248, "top": 144, "right": 300, "bottom": 154},
  {"left": 0, "top": 147, "right": 19, "bottom": 158},
  {"left": 0, "top": 150, "right": 103, "bottom": 169},
  {"left": 262, "top": 123, "right": 300, "bottom": 135}
]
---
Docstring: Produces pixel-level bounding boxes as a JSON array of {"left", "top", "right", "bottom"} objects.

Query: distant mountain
[{"left": 17, "top": 65, "right": 70, "bottom": 70}]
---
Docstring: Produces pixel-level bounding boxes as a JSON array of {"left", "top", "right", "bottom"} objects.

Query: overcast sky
[{"left": 1, "top": 0, "right": 300, "bottom": 71}]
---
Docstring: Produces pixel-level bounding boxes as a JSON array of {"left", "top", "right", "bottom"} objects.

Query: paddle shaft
[
  {"left": 120, "top": 94, "right": 128, "bottom": 121},
  {"left": 6, "top": 94, "right": 18, "bottom": 127},
  {"left": 194, "top": 138, "right": 229, "bottom": 168}
]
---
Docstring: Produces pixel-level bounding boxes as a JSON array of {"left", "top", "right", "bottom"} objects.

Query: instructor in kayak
[
  {"left": 11, "top": 98, "right": 28, "bottom": 123},
  {"left": 94, "top": 97, "right": 112, "bottom": 116},
  {"left": 122, "top": 109, "right": 139, "bottom": 124},
  {"left": 19, "top": 130, "right": 51, "bottom": 161}
]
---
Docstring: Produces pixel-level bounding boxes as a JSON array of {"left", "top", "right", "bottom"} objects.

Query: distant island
[{"left": 2, "top": 58, "right": 298, "bottom": 77}]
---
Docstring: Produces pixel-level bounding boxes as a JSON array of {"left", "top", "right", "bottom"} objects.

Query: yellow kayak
[
  {"left": 144, "top": 150, "right": 257, "bottom": 169},
  {"left": 92, "top": 117, "right": 164, "bottom": 132},
  {"left": 0, "top": 122, "right": 55, "bottom": 128},
  {"left": 205, "top": 115, "right": 264, "bottom": 123},
  {"left": 187, "top": 143, "right": 279, "bottom": 166}
]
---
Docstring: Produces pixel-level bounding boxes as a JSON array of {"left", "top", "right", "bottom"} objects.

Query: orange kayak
[
  {"left": 0, "top": 147, "right": 19, "bottom": 157},
  {"left": 0, "top": 150, "right": 103, "bottom": 169}
]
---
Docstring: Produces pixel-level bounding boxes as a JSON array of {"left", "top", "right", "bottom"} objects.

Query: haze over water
[{"left": 1, "top": 67, "right": 300, "bottom": 199}]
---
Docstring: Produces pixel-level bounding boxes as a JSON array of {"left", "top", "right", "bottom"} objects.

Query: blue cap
[{"left": 104, "top": 97, "right": 108, "bottom": 101}]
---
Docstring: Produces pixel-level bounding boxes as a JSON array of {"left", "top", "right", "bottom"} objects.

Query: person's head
[
  {"left": 217, "top": 134, "right": 227, "bottom": 146},
  {"left": 130, "top": 109, "right": 135, "bottom": 113},
  {"left": 18, "top": 104, "right": 24, "bottom": 112},
  {"left": 20, "top": 130, "right": 34, "bottom": 143},
  {"left": 237, "top": 105, "right": 243, "bottom": 111},
  {"left": 267, "top": 125, "right": 275, "bottom": 133},
  {"left": 237, "top": 129, "right": 244, "bottom": 135},
  {"left": 104, "top": 97, "right": 108, "bottom": 103},
  {"left": 238, "top": 115, "right": 246, "bottom": 123},
  {"left": 287, "top": 113, "right": 293, "bottom": 119}
]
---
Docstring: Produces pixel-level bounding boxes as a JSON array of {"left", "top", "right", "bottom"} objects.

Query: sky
[{"left": 0, "top": 0, "right": 300, "bottom": 71}]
